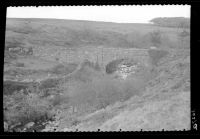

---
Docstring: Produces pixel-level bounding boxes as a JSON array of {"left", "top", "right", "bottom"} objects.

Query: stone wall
[{"left": 33, "top": 46, "right": 150, "bottom": 68}]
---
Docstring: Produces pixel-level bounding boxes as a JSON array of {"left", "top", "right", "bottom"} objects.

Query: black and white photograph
[{"left": 3, "top": 5, "right": 190, "bottom": 132}]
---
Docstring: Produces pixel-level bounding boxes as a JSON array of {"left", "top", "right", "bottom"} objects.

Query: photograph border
[{"left": 0, "top": 0, "right": 198, "bottom": 136}]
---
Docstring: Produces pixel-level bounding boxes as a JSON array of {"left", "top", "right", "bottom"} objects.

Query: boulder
[
  {"left": 63, "top": 128, "right": 69, "bottom": 132},
  {"left": 24, "top": 122, "right": 35, "bottom": 129},
  {"left": 4, "top": 122, "right": 8, "bottom": 132},
  {"left": 10, "top": 122, "right": 21, "bottom": 129}
]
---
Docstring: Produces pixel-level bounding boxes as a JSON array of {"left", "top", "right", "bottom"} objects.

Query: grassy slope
[
  {"left": 56, "top": 49, "right": 190, "bottom": 131},
  {"left": 5, "top": 18, "right": 189, "bottom": 72},
  {"left": 6, "top": 18, "right": 188, "bottom": 49},
  {"left": 61, "top": 91, "right": 189, "bottom": 131}
]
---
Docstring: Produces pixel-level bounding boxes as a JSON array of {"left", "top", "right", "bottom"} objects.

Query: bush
[
  {"left": 49, "top": 63, "right": 77, "bottom": 75},
  {"left": 71, "top": 60, "right": 103, "bottom": 83},
  {"left": 51, "top": 94, "right": 66, "bottom": 106},
  {"left": 49, "top": 64, "right": 67, "bottom": 75},
  {"left": 3, "top": 81, "right": 30, "bottom": 95},
  {"left": 79, "top": 59, "right": 100, "bottom": 71},
  {"left": 3, "top": 86, "right": 56, "bottom": 129},
  {"left": 39, "top": 78, "right": 60, "bottom": 90}
]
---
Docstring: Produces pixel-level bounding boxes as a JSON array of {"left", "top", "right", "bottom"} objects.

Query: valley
[{"left": 4, "top": 18, "right": 190, "bottom": 132}]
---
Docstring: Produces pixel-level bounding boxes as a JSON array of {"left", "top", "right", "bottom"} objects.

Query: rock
[
  {"left": 63, "top": 128, "right": 69, "bottom": 132},
  {"left": 4, "top": 122, "right": 8, "bottom": 132},
  {"left": 53, "top": 121, "right": 59, "bottom": 127},
  {"left": 25, "top": 122, "right": 35, "bottom": 129},
  {"left": 10, "top": 122, "right": 21, "bottom": 129},
  {"left": 42, "top": 122, "right": 46, "bottom": 125},
  {"left": 42, "top": 126, "right": 54, "bottom": 132},
  {"left": 41, "top": 128, "right": 50, "bottom": 132},
  {"left": 12, "top": 128, "right": 22, "bottom": 132}
]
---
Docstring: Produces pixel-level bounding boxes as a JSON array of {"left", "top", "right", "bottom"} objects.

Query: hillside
[
  {"left": 44, "top": 48, "right": 190, "bottom": 131},
  {"left": 6, "top": 18, "right": 189, "bottom": 50},
  {"left": 4, "top": 18, "right": 190, "bottom": 132}
]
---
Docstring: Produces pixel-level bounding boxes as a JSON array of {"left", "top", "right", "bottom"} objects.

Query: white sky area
[{"left": 7, "top": 5, "right": 190, "bottom": 23}]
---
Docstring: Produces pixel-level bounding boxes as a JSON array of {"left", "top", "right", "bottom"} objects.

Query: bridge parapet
[{"left": 33, "top": 46, "right": 150, "bottom": 68}]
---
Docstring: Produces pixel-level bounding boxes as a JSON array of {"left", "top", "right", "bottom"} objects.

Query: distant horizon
[
  {"left": 6, "top": 16, "right": 190, "bottom": 24},
  {"left": 7, "top": 6, "right": 190, "bottom": 23}
]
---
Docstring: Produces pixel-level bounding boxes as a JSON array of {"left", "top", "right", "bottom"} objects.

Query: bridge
[{"left": 33, "top": 46, "right": 150, "bottom": 69}]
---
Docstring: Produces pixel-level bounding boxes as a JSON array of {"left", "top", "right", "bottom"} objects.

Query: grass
[
  {"left": 15, "top": 62, "right": 25, "bottom": 67},
  {"left": 3, "top": 87, "right": 56, "bottom": 129},
  {"left": 3, "top": 57, "right": 158, "bottom": 131},
  {"left": 39, "top": 78, "right": 60, "bottom": 90},
  {"left": 48, "top": 63, "right": 78, "bottom": 75},
  {"left": 5, "top": 18, "right": 189, "bottom": 51},
  {"left": 62, "top": 50, "right": 190, "bottom": 131},
  {"left": 3, "top": 80, "right": 31, "bottom": 95},
  {"left": 60, "top": 60, "right": 151, "bottom": 115},
  {"left": 148, "top": 49, "right": 169, "bottom": 66}
]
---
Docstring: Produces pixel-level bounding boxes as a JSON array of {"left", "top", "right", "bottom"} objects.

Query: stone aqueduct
[{"left": 33, "top": 46, "right": 150, "bottom": 68}]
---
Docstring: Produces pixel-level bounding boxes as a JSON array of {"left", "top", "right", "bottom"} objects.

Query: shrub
[
  {"left": 79, "top": 59, "right": 99, "bottom": 71},
  {"left": 3, "top": 86, "right": 55, "bottom": 129},
  {"left": 22, "top": 93, "right": 52, "bottom": 121},
  {"left": 49, "top": 63, "right": 77, "bottom": 75},
  {"left": 50, "top": 64, "right": 66, "bottom": 74},
  {"left": 3, "top": 81, "right": 30, "bottom": 95},
  {"left": 39, "top": 78, "right": 60, "bottom": 90},
  {"left": 72, "top": 60, "right": 102, "bottom": 82},
  {"left": 51, "top": 94, "right": 65, "bottom": 106}
]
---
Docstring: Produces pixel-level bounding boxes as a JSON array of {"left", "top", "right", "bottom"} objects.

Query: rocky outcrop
[
  {"left": 8, "top": 47, "right": 33, "bottom": 56},
  {"left": 4, "top": 122, "right": 8, "bottom": 132},
  {"left": 106, "top": 58, "right": 144, "bottom": 80},
  {"left": 24, "top": 122, "right": 35, "bottom": 129},
  {"left": 115, "top": 64, "right": 139, "bottom": 79}
]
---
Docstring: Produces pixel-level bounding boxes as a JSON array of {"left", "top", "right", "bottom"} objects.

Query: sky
[{"left": 7, "top": 5, "right": 190, "bottom": 23}]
